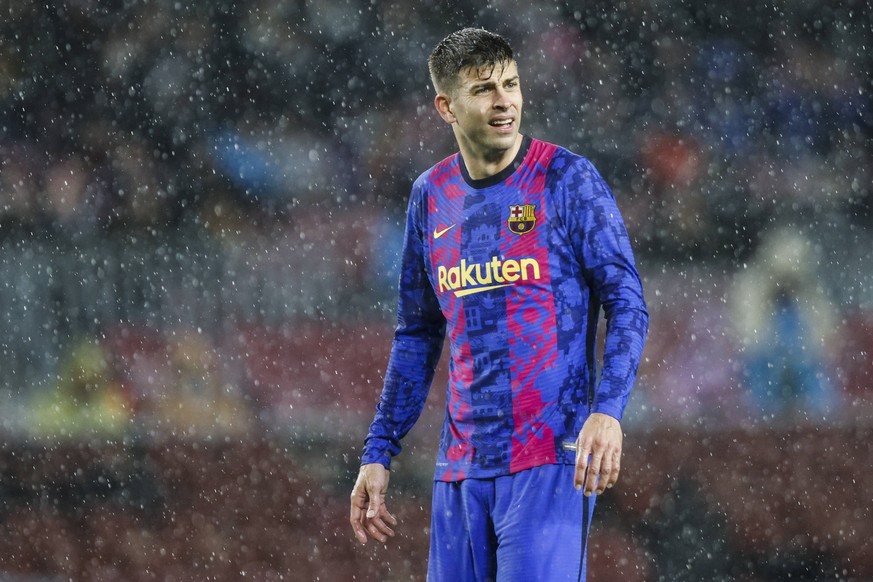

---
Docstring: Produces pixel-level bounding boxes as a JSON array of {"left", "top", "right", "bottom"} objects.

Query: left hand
[{"left": 573, "top": 412, "right": 623, "bottom": 496}]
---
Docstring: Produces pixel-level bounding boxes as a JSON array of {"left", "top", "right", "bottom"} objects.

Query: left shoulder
[
  {"left": 542, "top": 146, "right": 609, "bottom": 196},
  {"left": 528, "top": 139, "right": 602, "bottom": 179}
]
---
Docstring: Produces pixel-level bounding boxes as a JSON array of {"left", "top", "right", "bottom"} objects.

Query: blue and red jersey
[{"left": 362, "top": 136, "right": 648, "bottom": 482}]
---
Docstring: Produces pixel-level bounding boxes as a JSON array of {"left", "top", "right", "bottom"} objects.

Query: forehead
[{"left": 458, "top": 59, "right": 519, "bottom": 85}]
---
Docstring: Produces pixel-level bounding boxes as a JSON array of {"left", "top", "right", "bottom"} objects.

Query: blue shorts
[{"left": 427, "top": 464, "right": 596, "bottom": 582}]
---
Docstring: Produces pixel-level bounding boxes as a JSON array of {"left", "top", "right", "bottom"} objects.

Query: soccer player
[{"left": 350, "top": 28, "right": 648, "bottom": 581}]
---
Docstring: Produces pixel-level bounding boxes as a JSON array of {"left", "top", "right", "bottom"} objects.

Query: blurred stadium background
[{"left": 1, "top": 0, "right": 871, "bottom": 580}]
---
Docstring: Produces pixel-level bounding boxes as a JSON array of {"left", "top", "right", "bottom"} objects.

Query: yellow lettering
[
  {"left": 461, "top": 259, "right": 477, "bottom": 287},
  {"left": 491, "top": 257, "right": 505, "bottom": 283},
  {"left": 436, "top": 256, "right": 543, "bottom": 297},
  {"left": 520, "top": 258, "right": 540, "bottom": 281},
  {"left": 438, "top": 265, "right": 448, "bottom": 292},
  {"left": 502, "top": 259, "right": 520, "bottom": 282},
  {"left": 448, "top": 265, "right": 461, "bottom": 289},
  {"left": 474, "top": 262, "right": 492, "bottom": 285}
]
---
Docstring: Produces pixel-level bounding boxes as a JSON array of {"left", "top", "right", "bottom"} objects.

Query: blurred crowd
[
  {"left": 2, "top": 0, "right": 870, "bottom": 245},
  {"left": 1, "top": 0, "right": 872, "bottom": 438}
]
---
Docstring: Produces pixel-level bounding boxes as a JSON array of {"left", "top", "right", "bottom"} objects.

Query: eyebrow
[{"left": 469, "top": 75, "right": 519, "bottom": 91}]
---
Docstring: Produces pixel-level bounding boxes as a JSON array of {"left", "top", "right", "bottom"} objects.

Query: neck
[{"left": 457, "top": 134, "right": 524, "bottom": 180}]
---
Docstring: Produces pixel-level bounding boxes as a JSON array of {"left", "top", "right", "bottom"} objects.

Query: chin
[{"left": 493, "top": 133, "right": 519, "bottom": 149}]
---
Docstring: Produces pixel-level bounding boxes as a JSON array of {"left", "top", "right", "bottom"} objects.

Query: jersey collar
[{"left": 458, "top": 135, "right": 533, "bottom": 190}]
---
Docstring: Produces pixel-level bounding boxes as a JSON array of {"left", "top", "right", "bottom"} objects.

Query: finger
[
  {"left": 368, "top": 513, "right": 396, "bottom": 539},
  {"left": 367, "top": 492, "right": 383, "bottom": 520},
  {"left": 607, "top": 450, "right": 621, "bottom": 489},
  {"left": 381, "top": 505, "right": 399, "bottom": 526},
  {"left": 584, "top": 451, "right": 603, "bottom": 496},
  {"left": 369, "top": 504, "right": 397, "bottom": 537},
  {"left": 367, "top": 520, "right": 388, "bottom": 543},
  {"left": 350, "top": 489, "right": 369, "bottom": 544},
  {"left": 574, "top": 461, "right": 584, "bottom": 490},
  {"left": 597, "top": 453, "right": 613, "bottom": 495},
  {"left": 350, "top": 505, "right": 368, "bottom": 544},
  {"left": 574, "top": 446, "right": 590, "bottom": 490}
]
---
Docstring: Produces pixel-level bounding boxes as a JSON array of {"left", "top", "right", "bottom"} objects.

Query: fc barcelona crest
[{"left": 508, "top": 204, "right": 536, "bottom": 235}]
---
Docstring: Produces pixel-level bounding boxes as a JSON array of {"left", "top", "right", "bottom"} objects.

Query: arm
[
  {"left": 564, "top": 159, "right": 649, "bottom": 495},
  {"left": 351, "top": 184, "right": 446, "bottom": 544}
]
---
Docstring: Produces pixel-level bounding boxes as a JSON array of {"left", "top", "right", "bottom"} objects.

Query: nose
[{"left": 493, "top": 86, "right": 512, "bottom": 110}]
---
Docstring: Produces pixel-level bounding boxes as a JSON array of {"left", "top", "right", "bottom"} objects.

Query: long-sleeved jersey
[{"left": 362, "top": 136, "right": 648, "bottom": 482}]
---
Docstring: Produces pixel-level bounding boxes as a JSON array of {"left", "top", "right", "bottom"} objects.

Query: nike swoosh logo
[
  {"left": 453, "top": 283, "right": 510, "bottom": 297},
  {"left": 433, "top": 224, "right": 456, "bottom": 239}
]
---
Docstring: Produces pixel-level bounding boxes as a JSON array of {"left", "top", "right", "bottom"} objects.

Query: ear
[{"left": 434, "top": 93, "right": 456, "bottom": 125}]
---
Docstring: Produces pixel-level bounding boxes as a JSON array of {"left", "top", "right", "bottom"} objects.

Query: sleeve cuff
[{"left": 361, "top": 444, "right": 393, "bottom": 470}]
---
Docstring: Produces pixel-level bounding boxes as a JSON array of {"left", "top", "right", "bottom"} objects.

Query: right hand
[{"left": 350, "top": 463, "right": 398, "bottom": 544}]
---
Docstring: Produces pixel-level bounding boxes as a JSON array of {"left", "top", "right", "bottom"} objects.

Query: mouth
[{"left": 489, "top": 118, "right": 515, "bottom": 132}]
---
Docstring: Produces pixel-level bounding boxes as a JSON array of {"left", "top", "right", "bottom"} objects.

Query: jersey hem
[{"left": 433, "top": 456, "right": 578, "bottom": 483}]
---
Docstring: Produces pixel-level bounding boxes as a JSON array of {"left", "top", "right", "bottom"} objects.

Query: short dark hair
[{"left": 428, "top": 28, "right": 514, "bottom": 95}]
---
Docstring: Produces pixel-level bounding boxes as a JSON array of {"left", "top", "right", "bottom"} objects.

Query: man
[{"left": 350, "top": 28, "right": 648, "bottom": 581}]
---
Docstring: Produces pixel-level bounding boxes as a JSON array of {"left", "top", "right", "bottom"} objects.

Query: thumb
[{"left": 366, "top": 492, "right": 382, "bottom": 519}]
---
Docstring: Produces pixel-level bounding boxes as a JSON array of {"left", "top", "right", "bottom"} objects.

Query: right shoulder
[{"left": 409, "top": 152, "right": 460, "bottom": 202}]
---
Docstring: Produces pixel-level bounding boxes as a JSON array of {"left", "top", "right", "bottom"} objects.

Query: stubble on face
[{"left": 450, "top": 60, "right": 523, "bottom": 174}]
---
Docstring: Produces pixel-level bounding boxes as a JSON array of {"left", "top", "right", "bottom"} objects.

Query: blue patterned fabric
[
  {"left": 427, "top": 464, "right": 596, "bottom": 581},
  {"left": 362, "top": 137, "right": 648, "bottom": 482}
]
